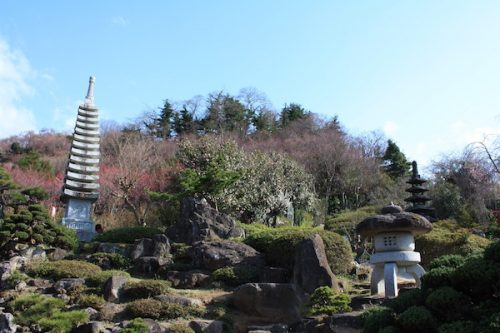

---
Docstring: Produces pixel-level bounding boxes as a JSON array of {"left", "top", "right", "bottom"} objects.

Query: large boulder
[
  {"left": 189, "top": 320, "right": 223, "bottom": 333},
  {"left": 0, "top": 312, "right": 17, "bottom": 333},
  {"left": 165, "top": 270, "right": 210, "bottom": 289},
  {"left": 167, "top": 197, "right": 245, "bottom": 244},
  {"left": 293, "top": 234, "right": 339, "bottom": 294},
  {"left": 232, "top": 283, "right": 303, "bottom": 324},
  {"left": 131, "top": 235, "right": 172, "bottom": 274},
  {"left": 103, "top": 275, "right": 128, "bottom": 302},
  {"left": 190, "top": 240, "right": 264, "bottom": 271}
]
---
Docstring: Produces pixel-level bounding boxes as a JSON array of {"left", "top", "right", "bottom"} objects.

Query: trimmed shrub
[
  {"left": 211, "top": 265, "right": 259, "bottom": 286},
  {"left": 306, "top": 286, "right": 351, "bottom": 315},
  {"left": 397, "top": 306, "right": 437, "bottom": 333},
  {"left": 416, "top": 221, "right": 490, "bottom": 268},
  {"left": 121, "top": 318, "right": 149, "bottom": 333},
  {"left": 324, "top": 206, "right": 378, "bottom": 242},
  {"left": 0, "top": 204, "right": 78, "bottom": 253},
  {"left": 422, "top": 267, "right": 454, "bottom": 290},
  {"left": 85, "top": 269, "right": 130, "bottom": 289},
  {"left": 484, "top": 239, "right": 500, "bottom": 263},
  {"left": 429, "top": 254, "right": 466, "bottom": 270},
  {"left": 387, "top": 288, "right": 423, "bottom": 314},
  {"left": 126, "top": 298, "right": 205, "bottom": 319},
  {"left": 169, "top": 322, "right": 195, "bottom": 333},
  {"left": 425, "top": 287, "right": 471, "bottom": 322},
  {"left": 171, "top": 242, "right": 192, "bottom": 262},
  {"left": 361, "top": 306, "right": 395, "bottom": 333},
  {"left": 78, "top": 294, "right": 105, "bottom": 310},
  {"left": 451, "top": 256, "right": 500, "bottom": 301},
  {"left": 244, "top": 226, "right": 352, "bottom": 275},
  {"left": 378, "top": 326, "right": 399, "bottom": 333},
  {"left": 8, "top": 293, "right": 88, "bottom": 333},
  {"left": 94, "top": 227, "right": 162, "bottom": 244},
  {"left": 437, "top": 321, "right": 476, "bottom": 333},
  {"left": 3, "top": 270, "right": 29, "bottom": 289},
  {"left": 87, "top": 252, "right": 131, "bottom": 270},
  {"left": 27, "top": 260, "right": 102, "bottom": 280},
  {"left": 123, "top": 279, "right": 171, "bottom": 300}
]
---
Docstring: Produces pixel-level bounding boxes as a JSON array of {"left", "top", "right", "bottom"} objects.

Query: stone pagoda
[
  {"left": 404, "top": 161, "right": 435, "bottom": 220},
  {"left": 61, "top": 76, "right": 100, "bottom": 241}
]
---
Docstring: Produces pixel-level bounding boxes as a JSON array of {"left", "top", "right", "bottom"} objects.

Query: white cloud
[
  {"left": 0, "top": 38, "right": 37, "bottom": 138},
  {"left": 383, "top": 120, "right": 399, "bottom": 135},
  {"left": 111, "top": 16, "right": 128, "bottom": 27}
]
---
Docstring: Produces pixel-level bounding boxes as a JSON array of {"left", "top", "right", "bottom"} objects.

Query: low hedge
[
  {"left": 27, "top": 260, "right": 102, "bottom": 280},
  {"left": 122, "top": 279, "right": 171, "bottom": 300},
  {"left": 94, "top": 226, "right": 163, "bottom": 244},
  {"left": 416, "top": 220, "right": 491, "bottom": 268},
  {"left": 126, "top": 298, "right": 204, "bottom": 319},
  {"left": 243, "top": 226, "right": 352, "bottom": 275}
]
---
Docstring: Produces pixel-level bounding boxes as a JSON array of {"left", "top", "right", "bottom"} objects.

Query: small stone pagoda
[
  {"left": 356, "top": 204, "right": 432, "bottom": 298},
  {"left": 61, "top": 76, "right": 100, "bottom": 241},
  {"left": 405, "top": 161, "right": 435, "bottom": 220}
]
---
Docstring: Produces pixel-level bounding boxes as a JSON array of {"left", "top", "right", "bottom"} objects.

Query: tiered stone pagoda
[
  {"left": 61, "top": 76, "right": 100, "bottom": 241},
  {"left": 405, "top": 161, "right": 435, "bottom": 220}
]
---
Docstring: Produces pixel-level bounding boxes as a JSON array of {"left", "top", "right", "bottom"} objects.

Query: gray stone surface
[
  {"left": 189, "top": 320, "right": 223, "bottom": 333},
  {"left": 167, "top": 197, "right": 245, "bottom": 244},
  {"left": 70, "top": 321, "right": 105, "bottom": 333},
  {"left": 53, "top": 278, "right": 85, "bottom": 292},
  {"left": 191, "top": 240, "right": 264, "bottom": 271},
  {"left": 165, "top": 270, "right": 210, "bottom": 289},
  {"left": 0, "top": 312, "right": 18, "bottom": 333},
  {"left": 131, "top": 235, "right": 172, "bottom": 274},
  {"left": 103, "top": 275, "right": 128, "bottom": 302},
  {"left": 293, "top": 234, "right": 339, "bottom": 294},
  {"left": 155, "top": 294, "right": 204, "bottom": 307},
  {"left": 232, "top": 283, "right": 303, "bottom": 324}
]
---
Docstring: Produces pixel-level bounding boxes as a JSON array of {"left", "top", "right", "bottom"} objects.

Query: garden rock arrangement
[{"left": 167, "top": 197, "right": 245, "bottom": 244}]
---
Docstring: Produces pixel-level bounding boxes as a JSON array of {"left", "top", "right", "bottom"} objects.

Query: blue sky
[{"left": 0, "top": 1, "right": 499, "bottom": 167}]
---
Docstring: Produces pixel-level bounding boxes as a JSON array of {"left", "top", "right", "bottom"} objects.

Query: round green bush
[
  {"left": 244, "top": 227, "right": 352, "bottom": 275},
  {"left": 437, "top": 321, "right": 476, "bottom": 333},
  {"left": 362, "top": 306, "right": 395, "bottom": 333},
  {"left": 397, "top": 306, "right": 437, "bottom": 333},
  {"left": 425, "top": 287, "right": 471, "bottom": 322},
  {"left": 429, "top": 254, "right": 466, "bottom": 270},
  {"left": 123, "top": 279, "right": 171, "bottom": 300},
  {"left": 307, "top": 286, "right": 351, "bottom": 315},
  {"left": 451, "top": 256, "right": 500, "bottom": 301},
  {"left": 387, "top": 288, "right": 424, "bottom": 314},
  {"left": 422, "top": 267, "right": 454, "bottom": 290},
  {"left": 484, "top": 239, "right": 500, "bottom": 263},
  {"left": 94, "top": 227, "right": 162, "bottom": 244}
]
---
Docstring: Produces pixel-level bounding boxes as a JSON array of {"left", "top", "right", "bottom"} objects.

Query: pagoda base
[
  {"left": 62, "top": 217, "right": 96, "bottom": 242},
  {"left": 62, "top": 198, "right": 96, "bottom": 242}
]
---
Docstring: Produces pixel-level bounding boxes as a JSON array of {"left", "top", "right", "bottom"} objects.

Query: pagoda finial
[
  {"left": 411, "top": 161, "right": 419, "bottom": 179},
  {"left": 84, "top": 76, "right": 96, "bottom": 106}
]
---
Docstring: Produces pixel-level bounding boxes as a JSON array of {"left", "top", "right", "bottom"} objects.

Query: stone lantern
[{"left": 356, "top": 204, "right": 432, "bottom": 298}]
